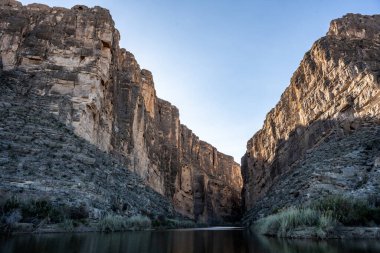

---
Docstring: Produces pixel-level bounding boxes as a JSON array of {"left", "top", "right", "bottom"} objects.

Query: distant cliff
[
  {"left": 0, "top": 0, "right": 242, "bottom": 224},
  {"left": 242, "top": 14, "right": 380, "bottom": 223}
]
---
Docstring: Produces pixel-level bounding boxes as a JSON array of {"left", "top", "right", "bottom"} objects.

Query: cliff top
[
  {"left": 246, "top": 13, "right": 380, "bottom": 151},
  {"left": 328, "top": 13, "right": 380, "bottom": 40},
  {"left": 0, "top": 0, "right": 107, "bottom": 13}
]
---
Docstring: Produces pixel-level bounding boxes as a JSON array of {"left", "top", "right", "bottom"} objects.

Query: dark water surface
[{"left": 1, "top": 227, "right": 380, "bottom": 253}]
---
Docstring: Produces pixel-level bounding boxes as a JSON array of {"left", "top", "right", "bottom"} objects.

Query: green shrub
[
  {"left": 98, "top": 214, "right": 152, "bottom": 232},
  {"left": 151, "top": 215, "right": 196, "bottom": 229},
  {"left": 3, "top": 197, "right": 21, "bottom": 213},
  {"left": 60, "top": 219, "right": 74, "bottom": 232},
  {"left": 254, "top": 194, "right": 380, "bottom": 238},
  {"left": 68, "top": 204, "right": 89, "bottom": 220},
  {"left": 254, "top": 207, "right": 336, "bottom": 238},
  {"left": 98, "top": 214, "right": 126, "bottom": 232},
  {"left": 1, "top": 197, "right": 65, "bottom": 224},
  {"left": 4, "top": 210, "right": 22, "bottom": 225},
  {"left": 164, "top": 219, "right": 196, "bottom": 229},
  {"left": 21, "top": 199, "right": 53, "bottom": 220},
  {"left": 312, "top": 195, "right": 380, "bottom": 226},
  {"left": 125, "top": 215, "right": 151, "bottom": 230}
]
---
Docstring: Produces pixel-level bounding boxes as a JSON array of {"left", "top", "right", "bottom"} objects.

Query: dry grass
[
  {"left": 98, "top": 214, "right": 151, "bottom": 232},
  {"left": 253, "top": 207, "right": 336, "bottom": 238}
]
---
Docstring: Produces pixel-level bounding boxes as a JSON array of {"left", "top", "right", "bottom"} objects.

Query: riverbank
[
  {"left": 4, "top": 223, "right": 244, "bottom": 235},
  {"left": 2, "top": 227, "right": 380, "bottom": 253},
  {"left": 252, "top": 226, "right": 380, "bottom": 239},
  {"left": 0, "top": 195, "right": 207, "bottom": 235},
  {"left": 250, "top": 195, "right": 380, "bottom": 239},
  {"left": 1, "top": 216, "right": 212, "bottom": 235}
]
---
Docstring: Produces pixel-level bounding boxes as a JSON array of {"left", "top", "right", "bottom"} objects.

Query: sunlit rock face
[
  {"left": 242, "top": 14, "right": 380, "bottom": 223},
  {"left": 0, "top": 0, "right": 242, "bottom": 223}
]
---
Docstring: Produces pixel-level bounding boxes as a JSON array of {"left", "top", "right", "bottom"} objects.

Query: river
[{"left": 1, "top": 227, "right": 379, "bottom": 253}]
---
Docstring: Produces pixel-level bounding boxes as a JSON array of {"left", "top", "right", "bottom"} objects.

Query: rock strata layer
[
  {"left": 242, "top": 14, "right": 380, "bottom": 221},
  {"left": 0, "top": 72, "right": 178, "bottom": 220},
  {"left": 0, "top": 0, "right": 242, "bottom": 223}
]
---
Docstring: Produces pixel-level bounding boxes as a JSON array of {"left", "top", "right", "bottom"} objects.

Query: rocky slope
[
  {"left": 0, "top": 0, "right": 242, "bottom": 224},
  {"left": 0, "top": 71, "right": 178, "bottom": 221},
  {"left": 242, "top": 14, "right": 380, "bottom": 223},
  {"left": 243, "top": 121, "right": 380, "bottom": 224}
]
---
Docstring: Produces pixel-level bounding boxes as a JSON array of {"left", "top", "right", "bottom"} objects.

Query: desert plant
[
  {"left": 98, "top": 214, "right": 126, "bottom": 232},
  {"left": 68, "top": 204, "right": 89, "bottom": 220},
  {"left": 2, "top": 196, "right": 21, "bottom": 213},
  {"left": 125, "top": 215, "right": 151, "bottom": 230},
  {"left": 1, "top": 197, "right": 23, "bottom": 232},
  {"left": 98, "top": 214, "right": 151, "bottom": 232},
  {"left": 162, "top": 219, "right": 196, "bottom": 229},
  {"left": 60, "top": 219, "right": 74, "bottom": 232},
  {"left": 311, "top": 195, "right": 380, "bottom": 226},
  {"left": 21, "top": 199, "right": 54, "bottom": 221},
  {"left": 151, "top": 215, "right": 196, "bottom": 229},
  {"left": 254, "top": 207, "right": 336, "bottom": 238},
  {"left": 4, "top": 209, "right": 22, "bottom": 225},
  {"left": 2, "top": 197, "right": 65, "bottom": 224}
]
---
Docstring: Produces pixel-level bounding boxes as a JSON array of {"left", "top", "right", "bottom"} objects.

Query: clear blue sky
[{"left": 20, "top": 0, "right": 380, "bottom": 162}]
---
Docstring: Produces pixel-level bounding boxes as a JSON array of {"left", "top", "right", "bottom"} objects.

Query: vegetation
[
  {"left": 254, "top": 207, "right": 335, "bottom": 238},
  {"left": 152, "top": 218, "right": 196, "bottom": 229},
  {"left": 1, "top": 196, "right": 199, "bottom": 233},
  {"left": 60, "top": 219, "right": 74, "bottom": 232},
  {"left": 126, "top": 215, "right": 152, "bottom": 230},
  {"left": 98, "top": 214, "right": 127, "bottom": 232},
  {"left": 0, "top": 196, "right": 89, "bottom": 233},
  {"left": 254, "top": 195, "right": 380, "bottom": 238},
  {"left": 151, "top": 214, "right": 197, "bottom": 229},
  {"left": 311, "top": 195, "right": 380, "bottom": 226},
  {"left": 98, "top": 214, "right": 152, "bottom": 232}
]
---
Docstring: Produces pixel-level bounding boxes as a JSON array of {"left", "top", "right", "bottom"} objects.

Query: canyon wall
[
  {"left": 242, "top": 14, "right": 380, "bottom": 213},
  {"left": 0, "top": 0, "right": 242, "bottom": 223}
]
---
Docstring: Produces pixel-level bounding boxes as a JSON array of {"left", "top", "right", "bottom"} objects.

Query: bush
[
  {"left": 125, "top": 215, "right": 151, "bottom": 230},
  {"left": 151, "top": 215, "right": 196, "bottom": 229},
  {"left": 254, "top": 207, "right": 336, "bottom": 238},
  {"left": 3, "top": 197, "right": 20, "bottom": 213},
  {"left": 163, "top": 219, "right": 196, "bottom": 229},
  {"left": 68, "top": 204, "right": 89, "bottom": 220},
  {"left": 312, "top": 195, "right": 380, "bottom": 226},
  {"left": 98, "top": 214, "right": 126, "bottom": 232},
  {"left": 60, "top": 219, "right": 74, "bottom": 232},
  {"left": 98, "top": 214, "right": 152, "bottom": 232},
  {"left": 4, "top": 210, "right": 22, "bottom": 225},
  {"left": 1, "top": 197, "right": 65, "bottom": 224},
  {"left": 254, "top": 195, "right": 380, "bottom": 238},
  {"left": 21, "top": 199, "right": 53, "bottom": 220}
]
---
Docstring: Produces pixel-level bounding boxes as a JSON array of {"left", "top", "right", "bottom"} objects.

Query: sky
[{"left": 19, "top": 0, "right": 380, "bottom": 162}]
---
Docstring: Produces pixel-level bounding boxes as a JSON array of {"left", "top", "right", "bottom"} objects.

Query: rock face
[
  {"left": 243, "top": 122, "right": 380, "bottom": 224},
  {"left": 0, "top": 0, "right": 242, "bottom": 223},
  {"left": 0, "top": 72, "right": 178, "bottom": 220},
  {"left": 242, "top": 14, "right": 380, "bottom": 221}
]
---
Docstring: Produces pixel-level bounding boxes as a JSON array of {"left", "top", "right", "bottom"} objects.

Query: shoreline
[
  {"left": 5, "top": 223, "right": 380, "bottom": 240},
  {"left": 252, "top": 226, "right": 380, "bottom": 239},
  {"left": 2, "top": 223, "right": 245, "bottom": 235}
]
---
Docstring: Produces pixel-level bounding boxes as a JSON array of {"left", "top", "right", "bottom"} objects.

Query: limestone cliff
[
  {"left": 0, "top": 0, "right": 242, "bottom": 223},
  {"left": 242, "top": 14, "right": 380, "bottom": 222},
  {"left": 0, "top": 71, "right": 178, "bottom": 220}
]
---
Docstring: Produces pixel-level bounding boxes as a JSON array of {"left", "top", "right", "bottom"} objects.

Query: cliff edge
[
  {"left": 0, "top": 0, "right": 242, "bottom": 224},
  {"left": 242, "top": 14, "right": 380, "bottom": 224}
]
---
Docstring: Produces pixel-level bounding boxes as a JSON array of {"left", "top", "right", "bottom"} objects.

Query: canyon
[
  {"left": 1, "top": 0, "right": 380, "bottom": 231},
  {"left": 242, "top": 14, "right": 380, "bottom": 224},
  {"left": 0, "top": 0, "right": 242, "bottom": 224}
]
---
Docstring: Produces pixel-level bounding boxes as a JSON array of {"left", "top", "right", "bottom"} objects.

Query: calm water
[{"left": 1, "top": 227, "right": 380, "bottom": 253}]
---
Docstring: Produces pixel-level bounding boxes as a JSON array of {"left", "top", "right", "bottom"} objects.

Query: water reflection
[{"left": 1, "top": 228, "right": 380, "bottom": 253}]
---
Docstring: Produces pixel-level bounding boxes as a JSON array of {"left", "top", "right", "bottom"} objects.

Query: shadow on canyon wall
[{"left": 241, "top": 115, "right": 380, "bottom": 215}]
